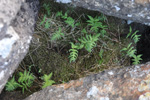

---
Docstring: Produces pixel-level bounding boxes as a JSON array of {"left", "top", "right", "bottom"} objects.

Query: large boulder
[
  {"left": 0, "top": 0, "right": 39, "bottom": 93},
  {"left": 56, "top": 0, "right": 150, "bottom": 25},
  {"left": 25, "top": 62, "right": 150, "bottom": 100}
]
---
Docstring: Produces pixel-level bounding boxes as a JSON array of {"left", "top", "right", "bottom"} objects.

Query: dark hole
[{"left": 131, "top": 23, "right": 150, "bottom": 63}]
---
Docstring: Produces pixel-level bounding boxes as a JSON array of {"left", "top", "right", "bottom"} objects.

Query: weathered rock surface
[
  {"left": 56, "top": 0, "right": 150, "bottom": 26},
  {"left": 0, "top": 0, "right": 39, "bottom": 93},
  {"left": 25, "top": 62, "right": 150, "bottom": 100}
]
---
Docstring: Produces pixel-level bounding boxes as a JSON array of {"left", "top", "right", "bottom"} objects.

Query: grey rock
[
  {"left": 25, "top": 62, "right": 150, "bottom": 100},
  {"left": 0, "top": 0, "right": 39, "bottom": 93},
  {"left": 56, "top": 0, "right": 150, "bottom": 26}
]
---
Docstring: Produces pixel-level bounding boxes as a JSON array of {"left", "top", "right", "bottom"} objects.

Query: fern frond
[
  {"left": 87, "top": 15, "right": 107, "bottom": 33},
  {"left": 5, "top": 77, "right": 20, "bottom": 91},
  {"left": 126, "top": 26, "right": 132, "bottom": 38},
  {"left": 18, "top": 70, "right": 34, "bottom": 83},
  {"left": 56, "top": 11, "right": 63, "bottom": 17},
  {"left": 79, "top": 34, "right": 100, "bottom": 52},
  {"left": 127, "top": 47, "right": 136, "bottom": 57},
  {"left": 45, "top": 19, "right": 51, "bottom": 29},
  {"left": 40, "top": 15, "right": 46, "bottom": 26},
  {"left": 65, "top": 17, "right": 75, "bottom": 28},
  {"left": 126, "top": 27, "right": 140, "bottom": 43},
  {"left": 61, "top": 12, "right": 68, "bottom": 19},
  {"left": 69, "top": 48, "right": 78, "bottom": 63},
  {"left": 18, "top": 70, "right": 35, "bottom": 93},
  {"left": 42, "top": 80, "right": 55, "bottom": 89},
  {"left": 43, "top": 72, "right": 52, "bottom": 82},
  {"left": 132, "top": 54, "right": 142, "bottom": 65},
  {"left": 51, "top": 27, "right": 64, "bottom": 41},
  {"left": 81, "top": 28, "right": 87, "bottom": 34},
  {"left": 131, "top": 31, "right": 140, "bottom": 43},
  {"left": 98, "top": 14, "right": 107, "bottom": 21},
  {"left": 42, "top": 73, "right": 55, "bottom": 89},
  {"left": 69, "top": 42, "right": 79, "bottom": 63},
  {"left": 43, "top": 3, "right": 51, "bottom": 16}
]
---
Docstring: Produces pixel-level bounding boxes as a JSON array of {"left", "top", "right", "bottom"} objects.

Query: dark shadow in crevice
[{"left": 131, "top": 23, "right": 150, "bottom": 63}]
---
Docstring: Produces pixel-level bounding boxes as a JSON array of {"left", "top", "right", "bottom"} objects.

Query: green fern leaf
[
  {"left": 81, "top": 28, "right": 87, "bottom": 34},
  {"left": 69, "top": 48, "right": 78, "bottom": 62},
  {"left": 69, "top": 42, "right": 79, "bottom": 63},
  {"left": 56, "top": 11, "right": 63, "bottom": 17},
  {"left": 40, "top": 15, "right": 46, "bottom": 26},
  {"left": 126, "top": 26, "right": 132, "bottom": 38},
  {"left": 126, "top": 27, "right": 140, "bottom": 43},
  {"left": 65, "top": 17, "right": 75, "bottom": 28},
  {"left": 42, "top": 80, "right": 55, "bottom": 89},
  {"left": 18, "top": 70, "right": 35, "bottom": 93},
  {"left": 42, "top": 73, "right": 55, "bottom": 89},
  {"left": 132, "top": 54, "right": 142, "bottom": 65},
  {"left": 127, "top": 47, "right": 136, "bottom": 57},
  {"left": 43, "top": 3, "right": 51, "bottom": 16},
  {"left": 18, "top": 70, "right": 34, "bottom": 83},
  {"left": 61, "top": 12, "right": 68, "bottom": 19},
  {"left": 45, "top": 19, "right": 51, "bottom": 29},
  {"left": 5, "top": 77, "right": 20, "bottom": 91},
  {"left": 79, "top": 34, "right": 100, "bottom": 52},
  {"left": 51, "top": 27, "right": 64, "bottom": 41},
  {"left": 87, "top": 15, "right": 107, "bottom": 33}
]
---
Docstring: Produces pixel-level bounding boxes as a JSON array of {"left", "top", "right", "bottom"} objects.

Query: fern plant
[
  {"left": 62, "top": 12, "right": 68, "bottom": 19},
  {"left": 43, "top": 3, "right": 51, "bottom": 16},
  {"left": 18, "top": 70, "right": 35, "bottom": 93},
  {"left": 42, "top": 72, "right": 55, "bottom": 89},
  {"left": 131, "top": 31, "right": 141, "bottom": 43},
  {"left": 40, "top": 15, "right": 51, "bottom": 29},
  {"left": 40, "top": 3, "right": 51, "bottom": 29},
  {"left": 44, "top": 19, "right": 51, "bottom": 29},
  {"left": 5, "top": 70, "right": 35, "bottom": 93},
  {"left": 56, "top": 11, "right": 63, "bottom": 18},
  {"left": 51, "top": 27, "right": 64, "bottom": 41},
  {"left": 69, "top": 33, "right": 100, "bottom": 62},
  {"left": 65, "top": 17, "right": 80, "bottom": 28},
  {"left": 98, "top": 14, "right": 107, "bottom": 21},
  {"left": 67, "top": 15, "right": 107, "bottom": 62},
  {"left": 81, "top": 28, "right": 87, "bottom": 34},
  {"left": 121, "top": 43, "right": 136, "bottom": 57},
  {"left": 56, "top": 11, "right": 68, "bottom": 19},
  {"left": 78, "top": 34, "right": 100, "bottom": 52},
  {"left": 40, "top": 15, "right": 47, "bottom": 26},
  {"left": 127, "top": 26, "right": 140, "bottom": 43},
  {"left": 132, "top": 55, "right": 142, "bottom": 65},
  {"left": 69, "top": 42, "right": 80, "bottom": 63},
  {"left": 5, "top": 77, "right": 20, "bottom": 91},
  {"left": 65, "top": 17, "right": 75, "bottom": 28},
  {"left": 51, "top": 12, "right": 107, "bottom": 63},
  {"left": 121, "top": 27, "right": 142, "bottom": 65},
  {"left": 87, "top": 15, "right": 107, "bottom": 33}
]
